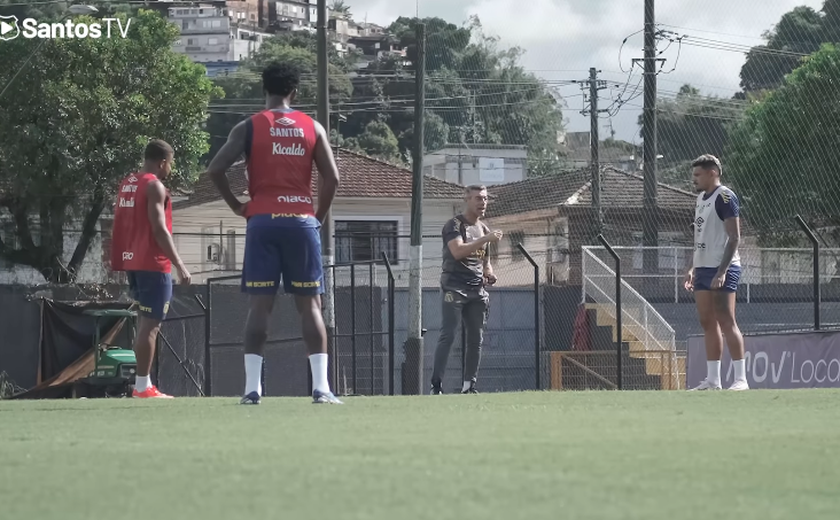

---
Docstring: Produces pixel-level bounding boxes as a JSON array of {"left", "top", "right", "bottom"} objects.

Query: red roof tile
[{"left": 175, "top": 148, "right": 465, "bottom": 210}]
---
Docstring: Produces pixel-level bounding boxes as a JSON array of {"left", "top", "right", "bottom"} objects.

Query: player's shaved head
[
  {"left": 262, "top": 63, "right": 301, "bottom": 98},
  {"left": 144, "top": 139, "right": 174, "bottom": 162}
]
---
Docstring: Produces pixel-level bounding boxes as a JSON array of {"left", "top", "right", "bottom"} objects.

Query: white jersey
[{"left": 693, "top": 185, "right": 740, "bottom": 269}]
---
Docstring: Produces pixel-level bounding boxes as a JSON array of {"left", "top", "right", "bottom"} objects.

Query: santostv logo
[{"left": 0, "top": 15, "right": 20, "bottom": 41}]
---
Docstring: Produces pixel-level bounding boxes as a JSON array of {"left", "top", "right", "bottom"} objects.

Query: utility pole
[
  {"left": 641, "top": 0, "right": 659, "bottom": 283},
  {"left": 405, "top": 23, "right": 426, "bottom": 395},
  {"left": 580, "top": 67, "right": 607, "bottom": 237},
  {"left": 316, "top": 0, "right": 337, "bottom": 390}
]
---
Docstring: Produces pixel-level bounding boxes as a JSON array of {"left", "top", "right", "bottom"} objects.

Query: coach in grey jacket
[{"left": 430, "top": 185, "right": 503, "bottom": 395}]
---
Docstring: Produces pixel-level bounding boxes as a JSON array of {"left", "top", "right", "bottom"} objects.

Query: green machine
[{"left": 75, "top": 308, "right": 139, "bottom": 398}]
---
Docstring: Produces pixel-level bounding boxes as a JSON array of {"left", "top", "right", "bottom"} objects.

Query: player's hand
[
  {"left": 176, "top": 263, "right": 192, "bottom": 285},
  {"left": 487, "top": 230, "right": 503, "bottom": 243},
  {"left": 484, "top": 272, "right": 497, "bottom": 286},
  {"left": 711, "top": 271, "right": 726, "bottom": 290},
  {"left": 683, "top": 270, "right": 694, "bottom": 292},
  {"left": 233, "top": 202, "right": 248, "bottom": 217}
]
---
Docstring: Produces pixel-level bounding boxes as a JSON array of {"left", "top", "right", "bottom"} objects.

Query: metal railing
[{"left": 582, "top": 245, "right": 677, "bottom": 353}]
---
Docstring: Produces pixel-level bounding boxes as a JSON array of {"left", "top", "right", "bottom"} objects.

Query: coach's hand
[
  {"left": 487, "top": 230, "right": 503, "bottom": 243},
  {"left": 484, "top": 272, "right": 497, "bottom": 286},
  {"left": 683, "top": 270, "right": 694, "bottom": 292},
  {"left": 177, "top": 263, "right": 192, "bottom": 285},
  {"left": 711, "top": 271, "right": 726, "bottom": 290}
]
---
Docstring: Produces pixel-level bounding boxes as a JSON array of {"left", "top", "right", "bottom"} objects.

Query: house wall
[
  {"left": 171, "top": 197, "right": 462, "bottom": 286},
  {"left": 0, "top": 219, "right": 109, "bottom": 285}
]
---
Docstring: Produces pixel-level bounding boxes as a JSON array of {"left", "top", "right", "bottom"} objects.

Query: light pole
[{"left": 0, "top": 5, "right": 99, "bottom": 99}]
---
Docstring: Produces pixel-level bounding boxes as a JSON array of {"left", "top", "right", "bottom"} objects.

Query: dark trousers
[{"left": 431, "top": 289, "right": 489, "bottom": 386}]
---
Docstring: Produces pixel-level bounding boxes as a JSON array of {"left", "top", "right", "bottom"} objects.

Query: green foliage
[
  {"left": 739, "top": 1, "right": 840, "bottom": 93},
  {"left": 726, "top": 43, "right": 840, "bottom": 246},
  {"left": 0, "top": 9, "right": 221, "bottom": 282},
  {"left": 208, "top": 15, "right": 563, "bottom": 173}
]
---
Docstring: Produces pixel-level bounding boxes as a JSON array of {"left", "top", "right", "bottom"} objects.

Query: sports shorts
[
  {"left": 127, "top": 270, "right": 173, "bottom": 320},
  {"left": 693, "top": 265, "right": 741, "bottom": 293},
  {"left": 241, "top": 214, "right": 324, "bottom": 296}
]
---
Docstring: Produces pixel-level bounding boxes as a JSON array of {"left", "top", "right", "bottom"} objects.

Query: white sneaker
[
  {"left": 689, "top": 379, "right": 722, "bottom": 391},
  {"left": 728, "top": 379, "right": 750, "bottom": 391}
]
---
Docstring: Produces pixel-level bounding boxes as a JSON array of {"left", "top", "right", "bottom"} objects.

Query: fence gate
[{"left": 203, "top": 257, "right": 396, "bottom": 397}]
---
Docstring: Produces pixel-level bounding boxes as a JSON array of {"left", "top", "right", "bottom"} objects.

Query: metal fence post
[
  {"left": 794, "top": 215, "right": 821, "bottom": 330},
  {"left": 382, "top": 253, "right": 396, "bottom": 396},
  {"left": 516, "top": 244, "right": 541, "bottom": 391},
  {"left": 204, "top": 278, "right": 212, "bottom": 397},
  {"left": 350, "top": 263, "right": 357, "bottom": 393},
  {"left": 597, "top": 234, "right": 623, "bottom": 390}
]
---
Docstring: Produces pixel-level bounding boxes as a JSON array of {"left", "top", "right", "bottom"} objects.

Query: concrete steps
[{"left": 585, "top": 303, "right": 685, "bottom": 390}]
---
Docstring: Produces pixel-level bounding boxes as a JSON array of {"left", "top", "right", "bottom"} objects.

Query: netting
[{"left": 4, "top": 1, "right": 840, "bottom": 394}]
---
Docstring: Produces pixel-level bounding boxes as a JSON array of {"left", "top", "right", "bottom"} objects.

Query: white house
[
  {"left": 423, "top": 144, "right": 529, "bottom": 187},
  {"left": 170, "top": 149, "right": 467, "bottom": 287}
]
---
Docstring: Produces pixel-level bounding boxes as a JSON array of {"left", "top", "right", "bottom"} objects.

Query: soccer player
[
  {"left": 430, "top": 185, "right": 503, "bottom": 395},
  {"left": 110, "top": 139, "right": 192, "bottom": 399},
  {"left": 684, "top": 154, "right": 748, "bottom": 391},
  {"left": 206, "top": 63, "right": 342, "bottom": 405}
]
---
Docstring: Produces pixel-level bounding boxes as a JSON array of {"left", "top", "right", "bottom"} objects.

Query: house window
[
  {"left": 509, "top": 230, "right": 525, "bottom": 261},
  {"left": 335, "top": 221, "right": 398, "bottom": 264},
  {"left": 208, "top": 37, "right": 219, "bottom": 45}
]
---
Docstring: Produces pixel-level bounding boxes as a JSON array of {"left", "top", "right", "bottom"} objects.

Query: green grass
[{"left": 2, "top": 390, "right": 839, "bottom": 520}]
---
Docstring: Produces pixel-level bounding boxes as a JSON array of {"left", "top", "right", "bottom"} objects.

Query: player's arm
[
  {"left": 445, "top": 220, "right": 499, "bottom": 261},
  {"left": 207, "top": 120, "right": 248, "bottom": 215},
  {"left": 312, "top": 120, "right": 339, "bottom": 223},
  {"left": 715, "top": 190, "right": 741, "bottom": 274},
  {"left": 147, "top": 180, "right": 189, "bottom": 282}
]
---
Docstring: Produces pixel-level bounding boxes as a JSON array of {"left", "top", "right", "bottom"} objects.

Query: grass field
[{"left": 2, "top": 390, "right": 839, "bottom": 520}]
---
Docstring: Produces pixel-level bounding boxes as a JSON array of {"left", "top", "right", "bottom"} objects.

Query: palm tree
[{"left": 330, "top": 0, "right": 352, "bottom": 18}]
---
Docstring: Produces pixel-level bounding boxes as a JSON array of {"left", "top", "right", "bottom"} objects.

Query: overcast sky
[{"left": 343, "top": 0, "right": 823, "bottom": 143}]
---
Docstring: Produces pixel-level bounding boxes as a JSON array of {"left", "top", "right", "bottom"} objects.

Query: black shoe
[
  {"left": 430, "top": 381, "right": 443, "bottom": 395},
  {"left": 461, "top": 382, "right": 479, "bottom": 394}
]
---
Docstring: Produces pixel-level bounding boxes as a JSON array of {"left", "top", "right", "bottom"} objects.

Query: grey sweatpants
[{"left": 431, "top": 289, "right": 489, "bottom": 386}]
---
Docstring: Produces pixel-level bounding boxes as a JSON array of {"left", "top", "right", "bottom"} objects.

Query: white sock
[
  {"left": 244, "top": 354, "right": 263, "bottom": 396},
  {"left": 309, "top": 353, "right": 330, "bottom": 394},
  {"left": 462, "top": 381, "right": 472, "bottom": 392},
  {"left": 733, "top": 358, "right": 746, "bottom": 381},
  {"left": 135, "top": 375, "right": 151, "bottom": 393},
  {"left": 707, "top": 360, "right": 721, "bottom": 385}
]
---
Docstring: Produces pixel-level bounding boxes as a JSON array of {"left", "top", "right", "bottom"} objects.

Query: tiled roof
[
  {"left": 174, "top": 149, "right": 465, "bottom": 210},
  {"left": 566, "top": 168, "right": 696, "bottom": 210},
  {"left": 485, "top": 169, "right": 591, "bottom": 218}
]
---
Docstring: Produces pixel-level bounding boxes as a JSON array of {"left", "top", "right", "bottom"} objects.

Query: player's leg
[
  {"left": 431, "top": 291, "right": 463, "bottom": 394},
  {"left": 690, "top": 268, "right": 723, "bottom": 390},
  {"left": 461, "top": 294, "right": 489, "bottom": 394},
  {"left": 131, "top": 271, "right": 173, "bottom": 398},
  {"left": 281, "top": 224, "right": 341, "bottom": 404},
  {"left": 239, "top": 225, "right": 281, "bottom": 404},
  {"left": 713, "top": 266, "right": 748, "bottom": 390}
]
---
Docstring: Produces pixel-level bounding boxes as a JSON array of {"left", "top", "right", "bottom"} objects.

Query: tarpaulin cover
[{"left": 9, "top": 299, "right": 133, "bottom": 400}]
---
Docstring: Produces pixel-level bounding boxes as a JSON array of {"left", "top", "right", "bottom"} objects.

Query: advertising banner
[{"left": 687, "top": 330, "right": 840, "bottom": 389}]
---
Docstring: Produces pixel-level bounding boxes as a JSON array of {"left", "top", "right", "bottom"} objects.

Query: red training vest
[
  {"left": 245, "top": 109, "right": 318, "bottom": 218},
  {"left": 110, "top": 172, "right": 172, "bottom": 273}
]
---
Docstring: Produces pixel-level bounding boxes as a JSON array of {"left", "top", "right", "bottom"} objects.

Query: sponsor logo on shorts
[
  {"left": 139, "top": 304, "right": 152, "bottom": 314},
  {"left": 271, "top": 213, "right": 310, "bottom": 219},
  {"left": 246, "top": 281, "right": 275, "bottom": 288},
  {"left": 291, "top": 281, "right": 321, "bottom": 288},
  {"left": 277, "top": 195, "right": 313, "bottom": 204},
  {"left": 122, "top": 251, "right": 134, "bottom": 261}
]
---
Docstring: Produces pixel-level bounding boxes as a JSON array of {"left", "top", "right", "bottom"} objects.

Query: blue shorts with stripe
[
  {"left": 127, "top": 271, "right": 173, "bottom": 320},
  {"left": 693, "top": 265, "right": 741, "bottom": 293},
  {"left": 241, "top": 214, "right": 324, "bottom": 296}
]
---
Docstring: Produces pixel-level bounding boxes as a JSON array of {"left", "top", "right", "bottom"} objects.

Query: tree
[
  {"left": 739, "top": 4, "right": 828, "bottom": 93},
  {"left": 726, "top": 43, "right": 840, "bottom": 246},
  {"left": 205, "top": 33, "right": 354, "bottom": 160},
  {"left": 638, "top": 84, "right": 745, "bottom": 188},
  {"left": 0, "top": 9, "right": 221, "bottom": 282}
]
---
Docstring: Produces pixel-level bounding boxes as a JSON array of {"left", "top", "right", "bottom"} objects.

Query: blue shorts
[
  {"left": 127, "top": 271, "right": 173, "bottom": 320},
  {"left": 694, "top": 265, "right": 741, "bottom": 292},
  {"left": 241, "top": 215, "right": 324, "bottom": 296}
]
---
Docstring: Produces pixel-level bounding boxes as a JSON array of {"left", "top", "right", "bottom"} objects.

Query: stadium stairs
[{"left": 552, "top": 305, "right": 686, "bottom": 390}]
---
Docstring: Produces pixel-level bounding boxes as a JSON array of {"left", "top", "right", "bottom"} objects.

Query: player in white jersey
[{"left": 683, "top": 154, "right": 749, "bottom": 391}]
